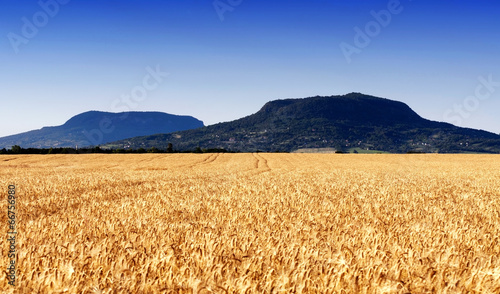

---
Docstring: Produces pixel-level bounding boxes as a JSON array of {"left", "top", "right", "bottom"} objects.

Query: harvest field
[{"left": 1, "top": 154, "right": 500, "bottom": 293}]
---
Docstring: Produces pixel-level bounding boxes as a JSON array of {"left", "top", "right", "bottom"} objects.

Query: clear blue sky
[{"left": 1, "top": 0, "right": 499, "bottom": 137}]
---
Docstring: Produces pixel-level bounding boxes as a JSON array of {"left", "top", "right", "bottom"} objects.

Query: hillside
[
  {"left": 104, "top": 93, "right": 500, "bottom": 153},
  {"left": 0, "top": 111, "right": 204, "bottom": 149}
]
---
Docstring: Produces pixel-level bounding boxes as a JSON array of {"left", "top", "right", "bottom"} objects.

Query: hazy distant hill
[
  {"left": 105, "top": 93, "right": 500, "bottom": 153},
  {"left": 0, "top": 111, "right": 204, "bottom": 149}
]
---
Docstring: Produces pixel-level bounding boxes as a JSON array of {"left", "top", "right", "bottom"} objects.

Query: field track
[{"left": 1, "top": 154, "right": 500, "bottom": 293}]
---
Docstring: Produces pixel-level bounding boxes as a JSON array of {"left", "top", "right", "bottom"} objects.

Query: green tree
[
  {"left": 11, "top": 145, "right": 21, "bottom": 154},
  {"left": 148, "top": 147, "right": 160, "bottom": 153},
  {"left": 167, "top": 143, "right": 173, "bottom": 153}
]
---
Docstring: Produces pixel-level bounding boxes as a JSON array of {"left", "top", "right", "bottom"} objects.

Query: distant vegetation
[{"left": 0, "top": 145, "right": 233, "bottom": 155}]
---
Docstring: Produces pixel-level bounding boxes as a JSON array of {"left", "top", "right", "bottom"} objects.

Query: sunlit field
[{"left": 1, "top": 154, "right": 499, "bottom": 293}]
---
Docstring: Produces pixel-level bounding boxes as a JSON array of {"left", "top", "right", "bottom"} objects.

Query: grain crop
[{"left": 1, "top": 154, "right": 499, "bottom": 293}]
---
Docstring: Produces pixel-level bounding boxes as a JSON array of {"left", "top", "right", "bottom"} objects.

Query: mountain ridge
[
  {"left": 0, "top": 111, "right": 204, "bottom": 149},
  {"left": 104, "top": 93, "right": 500, "bottom": 153}
]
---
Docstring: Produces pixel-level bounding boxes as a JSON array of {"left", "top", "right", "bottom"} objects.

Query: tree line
[{"left": 0, "top": 144, "right": 234, "bottom": 155}]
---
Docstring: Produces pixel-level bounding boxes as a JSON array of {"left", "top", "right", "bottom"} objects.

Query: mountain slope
[
  {"left": 105, "top": 93, "right": 500, "bottom": 153},
  {"left": 0, "top": 111, "right": 204, "bottom": 148}
]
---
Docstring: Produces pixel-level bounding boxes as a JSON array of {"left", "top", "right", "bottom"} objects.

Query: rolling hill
[
  {"left": 0, "top": 111, "right": 204, "bottom": 149},
  {"left": 104, "top": 93, "right": 500, "bottom": 153}
]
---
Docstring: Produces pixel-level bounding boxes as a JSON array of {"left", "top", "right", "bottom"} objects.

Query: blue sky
[{"left": 1, "top": 0, "right": 499, "bottom": 137}]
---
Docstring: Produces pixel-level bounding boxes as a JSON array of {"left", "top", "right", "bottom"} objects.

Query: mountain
[
  {"left": 104, "top": 93, "right": 500, "bottom": 153},
  {"left": 0, "top": 111, "right": 204, "bottom": 149}
]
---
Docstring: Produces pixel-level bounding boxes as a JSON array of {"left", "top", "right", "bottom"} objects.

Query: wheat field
[{"left": 1, "top": 154, "right": 499, "bottom": 293}]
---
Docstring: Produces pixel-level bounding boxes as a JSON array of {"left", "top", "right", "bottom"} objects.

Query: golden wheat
[{"left": 1, "top": 154, "right": 499, "bottom": 293}]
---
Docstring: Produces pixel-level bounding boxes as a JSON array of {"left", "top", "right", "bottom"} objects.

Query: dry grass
[{"left": 1, "top": 154, "right": 500, "bottom": 293}]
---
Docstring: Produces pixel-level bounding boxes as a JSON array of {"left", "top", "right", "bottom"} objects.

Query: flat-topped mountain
[
  {"left": 105, "top": 93, "right": 500, "bottom": 153},
  {"left": 0, "top": 111, "right": 204, "bottom": 148}
]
